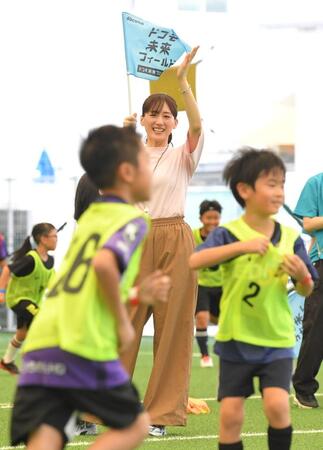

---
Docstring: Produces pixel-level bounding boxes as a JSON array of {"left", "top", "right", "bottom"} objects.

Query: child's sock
[
  {"left": 3, "top": 336, "right": 23, "bottom": 363},
  {"left": 219, "top": 442, "right": 243, "bottom": 449},
  {"left": 268, "top": 425, "right": 292, "bottom": 450},
  {"left": 195, "top": 327, "right": 208, "bottom": 356}
]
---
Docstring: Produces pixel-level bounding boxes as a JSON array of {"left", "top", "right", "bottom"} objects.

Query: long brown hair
[{"left": 142, "top": 93, "right": 178, "bottom": 144}]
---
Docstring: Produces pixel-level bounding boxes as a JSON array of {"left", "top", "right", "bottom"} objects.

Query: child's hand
[
  {"left": 123, "top": 112, "right": 137, "bottom": 128},
  {"left": 241, "top": 237, "right": 270, "bottom": 255},
  {"left": 280, "top": 254, "right": 309, "bottom": 281},
  {"left": 0, "top": 292, "right": 5, "bottom": 303},
  {"left": 138, "top": 270, "right": 171, "bottom": 305},
  {"left": 117, "top": 319, "right": 135, "bottom": 354},
  {"left": 177, "top": 46, "right": 199, "bottom": 81}
]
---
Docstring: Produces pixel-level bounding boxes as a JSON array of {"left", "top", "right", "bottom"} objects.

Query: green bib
[
  {"left": 216, "top": 217, "right": 299, "bottom": 347},
  {"left": 23, "top": 202, "right": 149, "bottom": 361},
  {"left": 193, "top": 228, "right": 222, "bottom": 287},
  {"left": 6, "top": 250, "right": 55, "bottom": 308}
]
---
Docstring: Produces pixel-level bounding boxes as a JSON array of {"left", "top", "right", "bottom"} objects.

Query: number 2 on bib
[{"left": 242, "top": 282, "right": 261, "bottom": 307}]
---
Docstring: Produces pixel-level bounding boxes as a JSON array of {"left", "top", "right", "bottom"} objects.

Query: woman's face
[{"left": 140, "top": 102, "right": 177, "bottom": 145}]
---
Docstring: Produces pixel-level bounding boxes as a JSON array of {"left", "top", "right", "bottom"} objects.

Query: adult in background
[
  {"left": 122, "top": 46, "right": 203, "bottom": 437},
  {"left": 292, "top": 173, "right": 323, "bottom": 408}
]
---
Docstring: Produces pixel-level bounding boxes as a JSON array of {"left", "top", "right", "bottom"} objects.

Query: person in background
[
  {"left": 74, "top": 173, "right": 100, "bottom": 221},
  {"left": 189, "top": 148, "right": 317, "bottom": 450},
  {"left": 0, "top": 233, "right": 8, "bottom": 270},
  {"left": 122, "top": 46, "right": 203, "bottom": 437},
  {"left": 193, "top": 199, "right": 223, "bottom": 368},
  {"left": 0, "top": 223, "right": 57, "bottom": 375},
  {"left": 292, "top": 172, "right": 323, "bottom": 409}
]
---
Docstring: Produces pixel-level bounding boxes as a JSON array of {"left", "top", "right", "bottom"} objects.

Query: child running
[
  {"left": 189, "top": 148, "right": 317, "bottom": 450},
  {"left": 0, "top": 223, "right": 57, "bottom": 375},
  {"left": 193, "top": 200, "right": 223, "bottom": 368},
  {"left": 10, "top": 125, "right": 170, "bottom": 450}
]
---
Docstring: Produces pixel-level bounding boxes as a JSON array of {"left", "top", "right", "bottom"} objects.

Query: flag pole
[{"left": 127, "top": 73, "right": 132, "bottom": 115}]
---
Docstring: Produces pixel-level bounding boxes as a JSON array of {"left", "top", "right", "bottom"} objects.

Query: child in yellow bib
[
  {"left": 10, "top": 126, "right": 170, "bottom": 450},
  {"left": 0, "top": 223, "right": 57, "bottom": 375},
  {"left": 189, "top": 148, "right": 317, "bottom": 450},
  {"left": 193, "top": 199, "right": 223, "bottom": 368}
]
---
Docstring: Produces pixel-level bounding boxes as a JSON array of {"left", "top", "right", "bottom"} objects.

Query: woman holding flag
[{"left": 122, "top": 45, "right": 203, "bottom": 437}]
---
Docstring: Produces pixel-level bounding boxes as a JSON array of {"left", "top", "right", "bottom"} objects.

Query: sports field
[{"left": 0, "top": 334, "right": 322, "bottom": 449}]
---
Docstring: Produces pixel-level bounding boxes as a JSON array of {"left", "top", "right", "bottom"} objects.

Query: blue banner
[{"left": 122, "top": 12, "right": 191, "bottom": 81}]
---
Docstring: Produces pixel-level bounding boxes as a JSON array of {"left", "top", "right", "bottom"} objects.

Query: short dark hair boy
[
  {"left": 190, "top": 147, "right": 317, "bottom": 450},
  {"left": 10, "top": 125, "right": 170, "bottom": 449}
]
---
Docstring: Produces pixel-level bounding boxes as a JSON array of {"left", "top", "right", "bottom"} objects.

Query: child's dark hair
[
  {"left": 142, "top": 93, "right": 177, "bottom": 144},
  {"left": 80, "top": 125, "right": 142, "bottom": 189},
  {"left": 223, "top": 147, "right": 286, "bottom": 207},
  {"left": 12, "top": 223, "right": 55, "bottom": 263},
  {"left": 199, "top": 200, "right": 222, "bottom": 216}
]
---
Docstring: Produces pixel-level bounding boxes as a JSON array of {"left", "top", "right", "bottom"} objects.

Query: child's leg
[
  {"left": 219, "top": 397, "right": 244, "bottom": 448},
  {"left": 195, "top": 286, "right": 212, "bottom": 358},
  {"left": 27, "top": 424, "right": 63, "bottom": 450},
  {"left": 262, "top": 387, "right": 292, "bottom": 450},
  {"left": 88, "top": 412, "right": 149, "bottom": 450},
  {"left": 2, "top": 326, "right": 27, "bottom": 363},
  {"left": 3, "top": 301, "right": 38, "bottom": 367},
  {"left": 195, "top": 310, "right": 210, "bottom": 356}
]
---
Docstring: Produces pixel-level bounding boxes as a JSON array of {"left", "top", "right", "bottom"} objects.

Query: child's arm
[
  {"left": 281, "top": 254, "right": 314, "bottom": 297},
  {"left": 92, "top": 248, "right": 134, "bottom": 354},
  {"left": 189, "top": 237, "right": 270, "bottom": 270},
  {"left": 0, "top": 265, "right": 11, "bottom": 303}
]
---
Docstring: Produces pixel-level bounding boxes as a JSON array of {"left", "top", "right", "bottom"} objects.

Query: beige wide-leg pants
[{"left": 121, "top": 217, "right": 197, "bottom": 426}]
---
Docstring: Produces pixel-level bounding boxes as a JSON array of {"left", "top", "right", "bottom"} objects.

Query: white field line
[
  {"left": 1, "top": 392, "right": 323, "bottom": 409},
  {"left": 1, "top": 429, "right": 323, "bottom": 449}
]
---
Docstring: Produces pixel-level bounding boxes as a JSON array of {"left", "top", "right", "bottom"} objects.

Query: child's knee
[
  {"left": 220, "top": 401, "right": 244, "bottom": 430},
  {"left": 264, "top": 395, "right": 290, "bottom": 426}
]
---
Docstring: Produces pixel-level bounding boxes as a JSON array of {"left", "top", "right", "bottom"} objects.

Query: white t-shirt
[{"left": 137, "top": 130, "right": 204, "bottom": 219}]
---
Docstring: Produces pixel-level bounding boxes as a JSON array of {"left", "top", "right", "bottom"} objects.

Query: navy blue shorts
[
  {"left": 218, "top": 357, "right": 293, "bottom": 400},
  {"left": 195, "top": 286, "right": 222, "bottom": 318}
]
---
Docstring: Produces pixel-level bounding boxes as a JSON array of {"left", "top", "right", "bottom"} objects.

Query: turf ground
[{"left": 0, "top": 334, "right": 323, "bottom": 449}]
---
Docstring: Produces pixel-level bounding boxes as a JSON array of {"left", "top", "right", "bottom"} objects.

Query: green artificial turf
[{"left": 1, "top": 334, "right": 323, "bottom": 449}]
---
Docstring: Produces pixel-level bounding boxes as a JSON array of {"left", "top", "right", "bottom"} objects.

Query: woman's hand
[
  {"left": 123, "top": 112, "right": 137, "bottom": 128},
  {"left": 177, "top": 46, "right": 199, "bottom": 82},
  {"left": 138, "top": 270, "right": 171, "bottom": 305}
]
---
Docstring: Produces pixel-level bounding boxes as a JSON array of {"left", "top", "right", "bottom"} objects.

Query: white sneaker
[
  {"left": 200, "top": 355, "right": 214, "bottom": 368},
  {"left": 74, "top": 420, "right": 98, "bottom": 436},
  {"left": 148, "top": 425, "right": 167, "bottom": 437}
]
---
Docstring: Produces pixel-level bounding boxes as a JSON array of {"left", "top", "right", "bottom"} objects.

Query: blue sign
[
  {"left": 122, "top": 12, "right": 191, "bottom": 81},
  {"left": 35, "top": 150, "right": 55, "bottom": 183}
]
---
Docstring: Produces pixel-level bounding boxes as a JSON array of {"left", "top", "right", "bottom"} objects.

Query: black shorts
[
  {"left": 11, "top": 382, "right": 143, "bottom": 446},
  {"left": 218, "top": 358, "right": 293, "bottom": 400},
  {"left": 11, "top": 300, "right": 39, "bottom": 329},
  {"left": 195, "top": 286, "right": 222, "bottom": 318}
]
